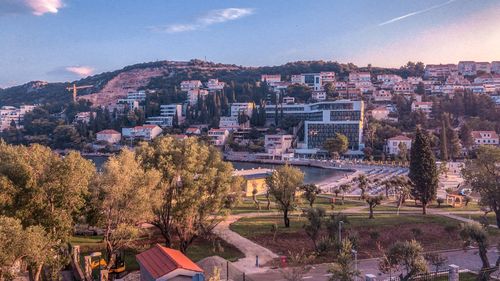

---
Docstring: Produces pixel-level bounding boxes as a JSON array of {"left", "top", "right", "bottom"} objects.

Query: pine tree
[{"left": 409, "top": 127, "right": 438, "bottom": 215}]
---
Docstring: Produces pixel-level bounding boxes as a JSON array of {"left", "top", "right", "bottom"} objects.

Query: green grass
[
  {"left": 229, "top": 213, "right": 460, "bottom": 238},
  {"left": 230, "top": 196, "right": 365, "bottom": 214},
  {"left": 70, "top": 235, "right": 245, "bottom": 270},
  {"left": 456, "top": 213, "right": 498, "bottom": 226}
]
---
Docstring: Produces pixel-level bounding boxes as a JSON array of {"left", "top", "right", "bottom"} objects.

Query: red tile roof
[
  {"left": 389, "top": 135, "right": 412, "bottom": 141},
  {"left": 136, "top": 244, "right": 203, "bottom": 279},
  {"left": 471, "top": 131, "right": 499, "bottom": 139},
  {"left": 97, "top": 129, "right": 120, "bottom": 135}
]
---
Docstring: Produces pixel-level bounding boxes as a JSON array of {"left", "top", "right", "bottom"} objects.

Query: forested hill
[{"left": 0, "top": 59, "right": 421, "bottom": 107}]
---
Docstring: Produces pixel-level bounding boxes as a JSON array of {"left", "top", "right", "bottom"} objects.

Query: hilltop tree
[
  {"left": 300, "top": 184, "right": 321, "bottom": 207},
  {"left": 266, "top": 165, "right": 304, "bottom": 227},
  {"left": 324, "top": 133, "right": 349, "bottom": 159},
  {"left": 439, "top": 119, "right": 448, "bottom": 161},
  {"left": 462, "top": 146, "right": 500, "bottom": 228},
  {"left": 409, "top": 127, "right": 438, "bottom": 215},
  {"left": 91, "top": 149, "right": 161, "bottom": 268},
  {"left": 137, "top": 137, "right": 236, "bottom": 252}
]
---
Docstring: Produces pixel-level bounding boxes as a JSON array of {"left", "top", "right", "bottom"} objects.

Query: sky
[{"left": 1, "top": 0, "right": 500, "bottom": 87}]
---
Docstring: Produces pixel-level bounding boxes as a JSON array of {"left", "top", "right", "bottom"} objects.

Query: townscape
[{"left": 1, "top": 1, "right": 500, "bottom": 281}]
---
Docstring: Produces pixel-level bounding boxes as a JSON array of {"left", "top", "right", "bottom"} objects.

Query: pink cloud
[
  {"left": 26, "top": 0, "right": 63, "bottom": 16},
  {"left": 65, "top": 66, "right": 94, "bottom": 77}
]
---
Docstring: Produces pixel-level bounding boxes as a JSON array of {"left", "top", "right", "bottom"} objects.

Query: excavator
[{"left": 89, "top": 251, "right": 126, "bottom": 275}]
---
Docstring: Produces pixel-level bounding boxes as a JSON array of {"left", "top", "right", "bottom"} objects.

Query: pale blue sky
[{"left": 1, "top": 0, "right": 500, "bottom": 86}]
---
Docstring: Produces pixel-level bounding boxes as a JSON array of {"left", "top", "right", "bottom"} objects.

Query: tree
[
  {"left": 462, "top": 146, "right": 500, "bottom": 228},
  {"left": 280, "top": 249, "right": 314, "bottom": 281},
  {"left": 328, "top": 239, "right": 360, "bottom": 281},
  {"left": 459, "top": 123, "right": 474, "bottom": 150},
  {"left": 324, "top": 133, "right": 349, "bottom": 158},
  {"left": 409, "top": 127, "right": 438, "bottom": 214},
  {"left": 266, "top": 165, "right": 304, "bottom": 227},
  {"left": 353, "top": 174, "right": 370, "bottom": 199},
  {"left": 303, "top": 207, "right": 325, "bottom": 251},
  {"left": 439, "top": 119, "right": 449, "bottom": 161},
  {"left": 397, "top": 142, "right": 409, "bottom": 162},
  {"left": 0, "top": 143, "right": 95, "bottom": 281},
  {"left": 339, "top": 184, "right": 351, "bottom": 204},
  {"left": 460, "top": 222, "right": 499, "bottom": 280},
  {"left": 424, "top": 252, "right": 447, "bottom": 277},
  {"left": 379, "top": 240, "right": 428, "bottom": 281},
  {"left": 366, "top": 195, "right": 384, "bottom": 219},
  {"left": 91, "top": 149, "right": 161, "bottom": 268},
  {"left": 392, "top": 176, "right": 412, "bottom": 214},
  {"left": 300, "top": 184, "right": 321, "bottom": 207},
  {"left": 137, "top": 137, "right": 236, "bottom": 252}
]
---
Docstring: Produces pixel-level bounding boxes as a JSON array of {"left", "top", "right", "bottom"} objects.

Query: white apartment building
[
  {"left": 475, "top": 62, "right": 491, "bottom": 74},
  {"left": 349, "top": 72, "right": 371, "bottom": 83},
  {"left": 386, "top": 135, "right": 412, "bottom": 155},
  {"left": 492, "top": 61, "right": 500, "bottom": 74},
  {"left": 406, "top": 76, "right": 423, "bottom": 85},
  {"left": 424, "top": 64, "right": 458, "bottom": 79},
  {"left": 377, "top": 74, "right": 402, "bottom": 87},
  {"left": 258, "top": 134, "right": 294, "bottom": 160},
  {"left": 230, "top": 103, "right": 255, "bottom": 117},
  {"left": 311, "top": 91, "right": 326, "bottom": 101},
  {"left": 411, "top": 101, "right": 433, "bottom": 115},
  {"left": 146, "top": 104, "right": 184, "bottom": 127},
  {"left": 126, "top": 91, "right": 147, "bottom": 101},
  {"left": 458, "top": 61, "right": 477, "bottom": 76},
  {"left": 393, "top": 81, "right": 413, "bottom": 94},
  {"left": 372, "top": 90, "right": 392, "bottom": 102},
  {"left": 219, "top": 116, "right": 246, "bottom": 131},
  {"left": 0, "top": 105, "right": 36, "bottom": 130},
  {"left": 122, "top": 125, "right": 162, "bottom": 141},
  {"left": 206, "top": 79, "right": 225, "bottom": 91},
  {"left": 180, "top": 80, "right": 203, "bottom": 91},
  {"left": 471, "top": 131, "right": 499, "bottom": 146},
  {"left": 474, "top": 74, "right": 500, "bottom": 84},
  {"left": 261, "top": 74, "right": 281, "bottom": 83},
  {"left": 290, "top": 72, "right": 336, "bottom": 91},
  {"left": 73, "top": 112, "right": 94, "bottom": 124},
  {"left": 208, "top": 128, "right": 229, "bottom": 146},
  {"left": 96, "top": 129, "right": 122, "bottom": 144},
  {"left": 283, "top": 97, "right": 295, "bottom": 104},
  {"left": 187, "top": 89, "right": 209, "bottom": 105}
]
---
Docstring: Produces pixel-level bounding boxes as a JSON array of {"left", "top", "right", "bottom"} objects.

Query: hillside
[{"left": 0, "top": 59, "right": 407, "bottom": 107}]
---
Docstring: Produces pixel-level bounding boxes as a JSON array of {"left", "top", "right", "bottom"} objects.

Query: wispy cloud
[
  {"left": 152, "top": 8, "right": 255, "bottom": 33},
  {"left": 0, "top": 0, "right": 64, "bottom": 16},
  {"left": 65, "top": 66, "right": 94, "bottom": 77},
  {"left": 378, "top": 0, "right": 456, "bottom": 26}
]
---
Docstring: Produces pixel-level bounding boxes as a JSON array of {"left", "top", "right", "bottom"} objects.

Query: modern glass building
[{"left": 265, "top": 100, "right": 364, "bottom": 151}]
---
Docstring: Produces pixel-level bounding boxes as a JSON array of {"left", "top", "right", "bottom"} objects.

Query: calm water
[
  {"left": 231, "top": 161, "right": 345, "bottom": 184},
  {"left": 84, "top": 156, "right": 345, "bottom": 184}
]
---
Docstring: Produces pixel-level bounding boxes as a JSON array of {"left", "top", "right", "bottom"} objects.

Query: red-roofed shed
[{"left": 136, "top": 244, "right": 204, "bottom": 281}]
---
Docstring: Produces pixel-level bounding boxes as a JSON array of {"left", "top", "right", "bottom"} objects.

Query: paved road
[{"left": 248, "top": 248, "right": 500, "bottom": 281}]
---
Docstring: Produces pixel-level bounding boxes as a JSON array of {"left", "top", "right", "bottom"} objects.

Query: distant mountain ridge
[{"left": 0, "top": 59, "right": 408, "bottom": 107}]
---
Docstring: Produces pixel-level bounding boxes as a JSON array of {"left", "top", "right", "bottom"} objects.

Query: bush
[
  {"left": 369, "top": 231, "right": 380, "bottom": 241},
  {"left": 437, "top": 198, "right": 444, "bottom": 207}
]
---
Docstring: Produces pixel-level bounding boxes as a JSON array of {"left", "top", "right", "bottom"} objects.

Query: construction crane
[{"left": 66, "top": 84, "right": 93, "bottom": 103}]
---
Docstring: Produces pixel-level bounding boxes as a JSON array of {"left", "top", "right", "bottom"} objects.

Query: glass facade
[{"left": 307, "top": 123, "right": 361, "bottom": 150}]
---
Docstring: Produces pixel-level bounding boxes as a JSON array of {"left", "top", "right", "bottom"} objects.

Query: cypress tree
[
  {"left": 409, "top": 127, "right": 438, "bottom": 215},
  {"left": 440, "top": 118, "right": 448, "bottom": 161}
]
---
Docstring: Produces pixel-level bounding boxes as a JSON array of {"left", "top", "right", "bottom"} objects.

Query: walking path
[{"left": 213, "top": 213, "right": 280, "bottom": 274}]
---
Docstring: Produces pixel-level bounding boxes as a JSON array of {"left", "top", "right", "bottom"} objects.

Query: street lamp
[
  {"left": 339, "top": 221, "right": 344, "bottom": 241},
  {"left": 351, "top": 249, "right": 358, "bottom": 281}
]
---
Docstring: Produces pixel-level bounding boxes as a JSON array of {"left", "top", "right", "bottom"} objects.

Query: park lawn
[
  {"left": 455, "top": 213, "right": 498, "bottom": 226},
  {"left": 230, "top": 214, "right": 468, "bottom": 262},
  {"left": 231, "top": 196, "right": 365, "bottom": 214}
]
